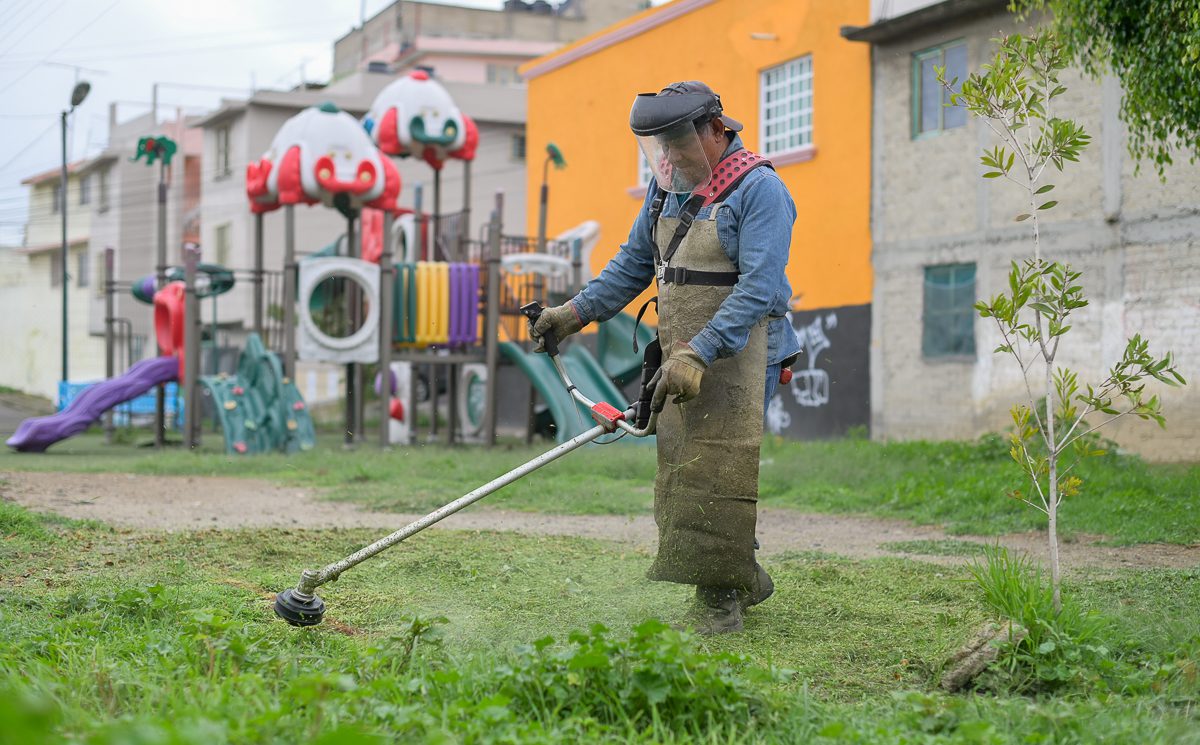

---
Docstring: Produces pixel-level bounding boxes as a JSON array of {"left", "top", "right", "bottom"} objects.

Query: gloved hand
[
  {"left": 651, "top": 341, "right": 707, "bottom": 409},
  {"left": 531, "top": 301, "right": 584, "bottom": 353}
]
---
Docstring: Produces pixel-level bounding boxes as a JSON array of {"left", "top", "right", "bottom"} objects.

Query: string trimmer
[{"left": 274, "top": 302, "right": 662, "bottom": 626}]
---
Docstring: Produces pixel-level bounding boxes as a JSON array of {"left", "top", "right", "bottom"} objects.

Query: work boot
[
  {"left": 679, "top": 586, "right": 744, "bottom": 635},
  {"left": 740, "top": 562, "right": 775, "bottom": 611}
]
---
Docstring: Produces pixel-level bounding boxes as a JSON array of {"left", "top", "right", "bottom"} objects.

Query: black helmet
[{"left": 629, "top": 81, "right": 744, "bottom": 136}]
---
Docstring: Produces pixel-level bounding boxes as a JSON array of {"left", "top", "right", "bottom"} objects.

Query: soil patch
[{"left": 3, "top": 471, "right": 1197, "bottom": 570}]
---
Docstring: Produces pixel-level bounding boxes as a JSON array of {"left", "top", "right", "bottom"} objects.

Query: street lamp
[
  {"left": 535, "top": 142, "right": 566, "bottom": 254},
  {"left": 60, "top": 80, "right": 90, "bottom": 384}
]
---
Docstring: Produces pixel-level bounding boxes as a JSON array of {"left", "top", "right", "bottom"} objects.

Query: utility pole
[{"left": 60, "top": 81, "right": 91, "bottom": 385}]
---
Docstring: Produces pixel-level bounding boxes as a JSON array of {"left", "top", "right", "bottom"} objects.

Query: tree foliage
[{"left": 1015, "top": 0, "right": 1200, "bottom": 178}]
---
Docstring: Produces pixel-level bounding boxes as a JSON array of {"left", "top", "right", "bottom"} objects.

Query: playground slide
[
  {"left": 500, "top": 342, "right": 643, "bottom": 444},
  {"left": 6, "top": 356, "right": 179, "bottom": 453},
  {"left": 596, "top": 312, "right": 657, "bottom": 387}
]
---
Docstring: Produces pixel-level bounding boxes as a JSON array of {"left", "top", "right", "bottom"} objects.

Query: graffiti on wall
[
  {"left": 764, "top": 304, "right": 871, "bottom": 439},
  {"left": 792, "top": 312, "right": 838, "bottom": 407}
]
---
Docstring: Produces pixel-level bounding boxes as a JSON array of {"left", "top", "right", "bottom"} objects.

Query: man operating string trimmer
[{"left": 531, "top": 81, "right": 801, "bottom": 634}]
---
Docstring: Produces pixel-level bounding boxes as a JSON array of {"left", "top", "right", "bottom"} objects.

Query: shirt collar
[{"left": 722, "top": 133, "right": 745, "bottom": 159}]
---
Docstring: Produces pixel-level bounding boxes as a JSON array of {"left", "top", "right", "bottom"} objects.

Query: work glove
[
  {"left": 651, "top": 341, "right": 707, "bottom": 409},
  {"left": 531, "top": 301, "right": 584, "bottom": 353}
]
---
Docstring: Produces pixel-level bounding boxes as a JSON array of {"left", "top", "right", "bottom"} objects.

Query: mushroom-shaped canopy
[
  {"left": 363, "top": 70, "right": 479, "bottom": 171},
  {"left": 246, "top": 102, "right": 402, "bottom": 214}
]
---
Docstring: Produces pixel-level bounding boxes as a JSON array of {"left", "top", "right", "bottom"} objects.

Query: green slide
[
  {"left": 500, "top": 342, "right": 647, "bottom": 444},
  {"left": 596, "top": 311, "right": 656, "bottom": 387}
]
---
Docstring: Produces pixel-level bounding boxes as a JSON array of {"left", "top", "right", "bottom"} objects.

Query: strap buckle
[{"left": 655, "top": 263, "right": 665, "bottom": 283}]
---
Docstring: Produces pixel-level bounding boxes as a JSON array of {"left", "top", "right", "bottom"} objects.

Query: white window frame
[
  {"left": 98, "top": 168, "right": 110, "bottom": 212},
  {"left": 94, "top": 252, "right": 106, "bottom": 298},
  {"left": 215, "top": 125, "right": 231, "bottom": 179},
  {"left": 76, "top": 249, "right": 89, "bottom": 289},
  {"left": 215, "top": 223, "right": 231, "bottom": 266},
  {"left": 912, "top": 40, "right": 968, "bottom": 138},
  {"left": 759, "top": 55, "right": 814, "bottom": 158}
]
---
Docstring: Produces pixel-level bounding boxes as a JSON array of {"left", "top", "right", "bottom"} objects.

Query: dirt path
[{"left": 3, "top": 471, "right": 1197, "bottom": 570}]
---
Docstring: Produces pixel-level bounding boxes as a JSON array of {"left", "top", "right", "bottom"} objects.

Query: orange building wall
[{"left": 522, "top": 0, "right": 872, "bottom": 316}]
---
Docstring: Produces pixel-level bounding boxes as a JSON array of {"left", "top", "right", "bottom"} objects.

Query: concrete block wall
[{"left": 869, "top": 7, "right": 1200, "bottom": 461}]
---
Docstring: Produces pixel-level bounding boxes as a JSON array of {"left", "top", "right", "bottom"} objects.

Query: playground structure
[
  {"left": 240, "top": 74, "right": 645, "bottom": 450},
  {"left": 6, "top": 246, "right": 316, "bottom": 454},
  {"left": 8, "top": 72, "right": 650, "bottom": 454}
]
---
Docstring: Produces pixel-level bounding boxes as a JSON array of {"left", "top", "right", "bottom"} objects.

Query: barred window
[
  {"left": 922, "top": 263, "right": 976, "bottom": 358},
  {"left": 760, "top": 55, "right": 813, "bottom": 156}
]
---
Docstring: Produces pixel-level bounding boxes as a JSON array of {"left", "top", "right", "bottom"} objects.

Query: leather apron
[{"left": 645, "top": 204, "right": 767, "bottom": 590}]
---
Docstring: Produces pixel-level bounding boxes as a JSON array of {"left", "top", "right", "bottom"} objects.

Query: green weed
[{"left": 966, "top": 546, "right": 1199, "bottom": 698}]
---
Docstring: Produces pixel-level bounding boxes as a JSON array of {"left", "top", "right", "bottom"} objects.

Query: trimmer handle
[
  {"left": 636, "top": 336, "right": 662, "bottom": 429},
  {"left": 520, "top": 301, "right": 560, "bottom": 357}
]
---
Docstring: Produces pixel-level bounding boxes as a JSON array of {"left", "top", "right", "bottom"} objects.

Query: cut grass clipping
[{"left": 2, "top": 503, "right": 1198, "bottom": 743}]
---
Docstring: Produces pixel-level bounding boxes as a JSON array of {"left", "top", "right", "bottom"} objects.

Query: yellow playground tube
[{"left": 415, "top": 261, "right": 451, "bottom": 346}]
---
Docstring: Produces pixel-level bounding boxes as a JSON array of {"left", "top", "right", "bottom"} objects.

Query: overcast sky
[{"left": 0, "top": 0, "right": 541, "bottom": 245}]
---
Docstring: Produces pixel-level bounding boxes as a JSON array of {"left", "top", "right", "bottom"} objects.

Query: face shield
[
  {"left": 635, "top": 122, "right": 712, "bottom": 194},
  {"left": 630, "top": 91, "right": 722, "bottom": 194}
]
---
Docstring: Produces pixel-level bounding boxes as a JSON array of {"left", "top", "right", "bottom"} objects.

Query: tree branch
[{"left": 1061, "top": 410, "right": 1134, "bottom": 451}]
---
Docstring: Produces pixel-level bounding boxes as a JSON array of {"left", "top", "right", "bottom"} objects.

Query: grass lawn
[
  {"left": 1, "top": 501, "right": 1198, "bottom": 743},
  {"left": 3, "top": 430, "right": 1198, "bottom": 544}
]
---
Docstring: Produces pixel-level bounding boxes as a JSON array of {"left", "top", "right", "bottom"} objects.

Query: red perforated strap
[{"left": 694, "top": 149, "right": 772, "bottom": 206}]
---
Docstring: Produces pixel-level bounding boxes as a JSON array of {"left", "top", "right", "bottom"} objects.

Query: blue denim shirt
[{"left": 571, "top": 134, "right": 802, "bottom": 367}]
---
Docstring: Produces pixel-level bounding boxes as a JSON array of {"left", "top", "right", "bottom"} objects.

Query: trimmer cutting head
[{"left": 274, "top": 588, "right": 326, "bottom": 627}]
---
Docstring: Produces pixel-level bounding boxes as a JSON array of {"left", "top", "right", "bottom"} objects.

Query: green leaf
[
  {"left": 1039, "top": 200, "right": 1059, "bottom": 210},
  {"left": 1015, "top": 213, "right": 1032, "bottom": 221},
  {"left": 1035, "top": 183, "right": 1056, "bottom": 194},
  {"left": 983, "top": 171, "right": 1004, "bottom": 178}
]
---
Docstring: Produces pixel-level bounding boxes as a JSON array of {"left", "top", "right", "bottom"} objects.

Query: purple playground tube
[
  {"left": 374, "top": 368, "right": 397, "bottom": 397},
  {"left": 466, "top": 264, "right": 480, "bottom": 346},
  {"left": 446, "top": 264, "right": 459, "bottom": 347},
  {"left": 450, "top": 263, "right": 467, "bottom": 347},
  {"left": 459, "top": 264, "right": 475, "bottom": 346},
  {"left": 6, "top": 356, "right": 179, "bottom": 453}
]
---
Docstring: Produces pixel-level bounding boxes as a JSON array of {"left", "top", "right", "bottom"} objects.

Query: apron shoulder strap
[
  {"left": 698, "top": 149, "right": 774, "bottom": 207},
  {"left": 651, "top": 149, "right": 774, "bottom": 267}
]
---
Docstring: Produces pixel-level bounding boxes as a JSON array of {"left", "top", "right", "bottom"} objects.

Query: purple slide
[{"left": 6, "top": 356, "right": 179, "bottom": 453}]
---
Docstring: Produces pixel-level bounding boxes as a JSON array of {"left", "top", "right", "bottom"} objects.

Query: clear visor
[{"left": 635, "top": 122, "right": 713, "bottom": 194}]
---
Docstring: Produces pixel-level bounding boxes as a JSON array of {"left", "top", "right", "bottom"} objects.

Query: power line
[
  {"left": 0, "top": 0, "right": 39, "bottom": 27},
  {"left": 0, "top": 0, "right": 122, "bottom": 97},
  {"left": 0, "top": 35, "right": 333, "bottom": 69},
  {"left": 0, "top": 17, "right": 349, "bottom": 63},
  {"left": 0, "top": 112, "right": 58, "bottom": 119},
  {"left": 0, "top": 0, "right": 67, "bottom": 52},
  {"left": 0, "top": 121, "right": 60, "bottom": 175}
]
